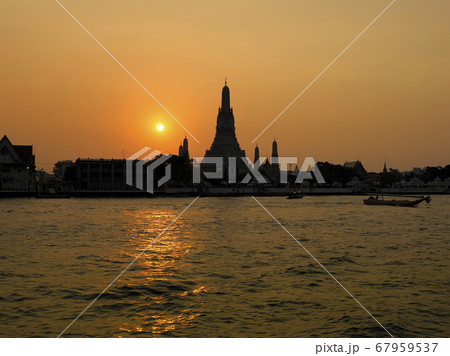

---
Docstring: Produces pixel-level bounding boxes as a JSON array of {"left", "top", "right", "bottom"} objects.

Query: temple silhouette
[
  {"left": 204, "top": 80, "right": 246, "bottom": 160},
  {"left": 178, "top": 136, "right": 189, "bottom": 160},
  {"left": 200, "top": 80, "right": 281, "bottom": 183}
]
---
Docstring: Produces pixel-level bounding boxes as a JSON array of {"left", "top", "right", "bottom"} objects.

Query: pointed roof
[
  {"left": 1, "top": 135, "right": 11, "bottom": 145},
  {"left": 0, "top": 135, "right": 21, "bottom": 162},
  {"left": 0, "top": 135, "right": 35, "bottom": 167}
]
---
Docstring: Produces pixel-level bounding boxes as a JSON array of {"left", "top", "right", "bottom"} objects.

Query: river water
[{"left": 0, "top": 196, "right": 448, "bottom": 337}]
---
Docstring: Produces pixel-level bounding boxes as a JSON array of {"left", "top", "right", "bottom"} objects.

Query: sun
[{"left": 156, "top": 124, "right": 164, "bottom": 132}]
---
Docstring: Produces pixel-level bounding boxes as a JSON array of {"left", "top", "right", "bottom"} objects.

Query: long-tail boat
[{"left": 363, "top": 195, "right": 431, "bottom": 207}]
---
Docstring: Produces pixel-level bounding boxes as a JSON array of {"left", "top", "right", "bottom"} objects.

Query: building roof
[
  {"left": 406, "top": 177, "right": 424, "bottom": 186},
  {"left": 343, "top": 160, "right": 367, "bottom": 176},
  {"left": 343, "top": 160, "right": 361, "bottom": 169},
  {"left": 13, "top": 145, "right": 34, "bottom": 166},
  {"left": 0, "top": 135, "right": 35, "bottom": 167}
]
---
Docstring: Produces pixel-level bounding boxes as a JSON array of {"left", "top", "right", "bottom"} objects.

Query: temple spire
[
  {"left": 179, "top": 136, "right": 189, "bottom": 159},
  {"left": 221, "top": 79, "right": 230, "bottom": 112},
  {"left": 204, "top": 81, "right": 245, "bottom": 160},
  {"left": 272, "top": 139, "right": 278, "bottom": 158},
  {"left": 254, "top": 145, "right": 260, "bottom": 164}
]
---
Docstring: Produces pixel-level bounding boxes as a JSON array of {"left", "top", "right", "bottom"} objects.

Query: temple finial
[{"left": 221, "top": 79, "right": 230, "bottom": 111}]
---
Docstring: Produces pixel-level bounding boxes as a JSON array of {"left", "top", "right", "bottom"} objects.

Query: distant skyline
[{"left": 1, "top": 0, "right": 449, "bottom": 172}]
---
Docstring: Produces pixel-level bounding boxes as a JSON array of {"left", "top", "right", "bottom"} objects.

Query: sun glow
[{"left": 156, "top": 124, "right": 164, "bottom": 132}]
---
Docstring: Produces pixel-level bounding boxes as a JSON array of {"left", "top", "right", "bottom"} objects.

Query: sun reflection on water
[
  {"left": 114, "top": 206, "right": 204, "bottom": 336},
  {"left": 118, "top": 309, "right": 203, "bottom": 336}
]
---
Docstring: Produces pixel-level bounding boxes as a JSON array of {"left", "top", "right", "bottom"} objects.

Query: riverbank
[{"left": 1, "top": 187, "right": 449, "bottom": 198}]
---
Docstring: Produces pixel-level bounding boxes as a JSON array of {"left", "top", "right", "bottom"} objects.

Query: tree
[
  {"left": 316, "top": 162, "right": 354, "bottom": 185},
  {"left": 53, "top": 160, "right": 73, "bottom": 177}
]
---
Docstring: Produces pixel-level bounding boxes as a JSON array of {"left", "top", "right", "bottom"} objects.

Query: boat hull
[
  {"left": 363, "top": 195, "right": 430, "bottom": 207},
  {"left": 364, "top": 199, "right": 417, "bottom": 207},
  {"left": 287, "top": 194, "right": 304, "bottom": 199}
]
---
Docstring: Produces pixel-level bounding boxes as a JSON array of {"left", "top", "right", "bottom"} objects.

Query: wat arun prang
[
  {"left": 200, "top": 80, "right": 249, "bottom": 180},
  {"left": 201, "top": 80, "right": 280, "bottom": 183},
  {"left": 204, "top": 80, "right": 246, "bottom": 160}
]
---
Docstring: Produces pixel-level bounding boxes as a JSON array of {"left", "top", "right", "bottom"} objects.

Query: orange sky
[{"left": 1, "top": 0, "right": 449, "bottom": 172}]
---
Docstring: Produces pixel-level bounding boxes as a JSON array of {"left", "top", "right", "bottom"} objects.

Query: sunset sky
[{"left": 1, "top": 0, "right": 449, "bottom": 172}]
